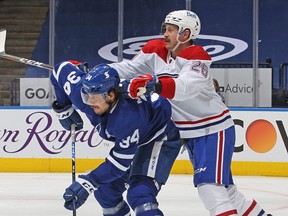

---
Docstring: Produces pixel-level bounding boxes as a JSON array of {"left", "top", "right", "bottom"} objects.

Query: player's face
[
  {"left": 86, "top": 93, "right": 110, "bottom": 115},
  {"left": 163, "top": 24, "right": 179, "bottom": 51}
]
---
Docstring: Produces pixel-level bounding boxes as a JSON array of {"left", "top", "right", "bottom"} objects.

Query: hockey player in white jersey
[
  {"left": 50, "top": 61, "right": 181, "bottom": 216},
  {"left": 110, "top": 10, "right": 271, "bottom": 216}
]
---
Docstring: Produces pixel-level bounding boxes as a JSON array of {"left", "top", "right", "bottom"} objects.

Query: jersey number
[
  {"left": 119, "top": 129, "right": 139, "bottom": 148},
  {"left": 191, "top": 61, "right": 208, "bottom": 78},
  {"left": 64, "top": 71, "right": 81, "bottom": 95}
]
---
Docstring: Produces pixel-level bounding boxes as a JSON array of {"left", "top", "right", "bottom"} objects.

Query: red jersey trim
[
  {"left": 178, "top": 45, "right": 212, "bottom": 60},
  {"left": 142, "top": 39, "right": 168, "bottom": 62},
  {"left": 174, "top": 109, "right": 230, "bottom": 125},
  {"left": 142, "top": 39, "right": 211, "bottom": 61}
]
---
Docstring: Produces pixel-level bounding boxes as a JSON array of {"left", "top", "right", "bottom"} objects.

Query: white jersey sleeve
[{"left": 109, "top": 53, "right": 153, "bottom": 79}]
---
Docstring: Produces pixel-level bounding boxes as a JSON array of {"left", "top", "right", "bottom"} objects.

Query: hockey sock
[{"left": 198, "top": 184, "right": 238, "bottom": 215}]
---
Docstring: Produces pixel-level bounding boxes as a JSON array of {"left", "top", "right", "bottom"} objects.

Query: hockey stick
[
  {"left": 0, "top": 28, "right": 53, "bottom": 70},
  {"left": 0, "top": 28, "right": 145, "bottom": 96},
  {"left": 71, "top": 123, "right": 77, "bottom": 216}
]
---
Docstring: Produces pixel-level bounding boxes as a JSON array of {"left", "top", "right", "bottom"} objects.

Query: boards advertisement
[{"left": 0, "top": 107, "right": 287, "bottom": 175}]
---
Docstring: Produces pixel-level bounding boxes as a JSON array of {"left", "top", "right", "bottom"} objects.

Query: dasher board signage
[
  {"left": 211, "top": 68, "right": 272, "bottom": 107},
  {"left": 20, "top": 78, "right": 52, "bottom": 106},
  {"left": 19, "top": 67, "right": 272, "bottom": 107}
]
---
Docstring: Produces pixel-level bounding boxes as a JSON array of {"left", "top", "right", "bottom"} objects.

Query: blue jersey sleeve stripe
[
  {"left": 107, "top": 155, "right": 130, "bottom": 171},
  {"left": 53, "top": 61, "right": 70, "bottom": 82},
  {"left": 112, "top": 151, "right": 134, "bottom": 159}
]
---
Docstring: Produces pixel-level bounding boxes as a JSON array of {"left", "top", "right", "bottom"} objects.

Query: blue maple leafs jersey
[
  {"left": 51, "top": 61, "right": 100, "bottom": 125},
  {"left": 51, "top": 61, "right": 174, "bottom": 184}
]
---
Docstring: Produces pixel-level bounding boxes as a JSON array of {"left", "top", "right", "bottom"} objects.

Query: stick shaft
[
  {"left": 71, "top": 124, "right": 76, "bottom": 216},
  {"left": 0, "top": 52, "right": 53, "bottom": 70},
  {"left": 0, "top": 29, "right": 53, "bottom": 71},
  {"left": 71, "top": 124, "right": 76, "bottom": 182}
]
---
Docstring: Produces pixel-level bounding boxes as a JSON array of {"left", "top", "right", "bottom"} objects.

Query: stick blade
[{"left": 0, "top": 29, "right": 6, "bottom": 53}]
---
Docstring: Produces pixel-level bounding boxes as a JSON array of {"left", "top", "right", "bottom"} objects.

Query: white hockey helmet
[{"left": 164, "top": 10, "right": 201, "bottom": 40}]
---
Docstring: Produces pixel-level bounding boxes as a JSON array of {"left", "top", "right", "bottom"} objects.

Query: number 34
[{"left": 119, "top": 129, "right": 139, "bottom": 148}]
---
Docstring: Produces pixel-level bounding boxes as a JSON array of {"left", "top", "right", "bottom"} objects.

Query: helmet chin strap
[
  {"left": 171, "top": 34, "right": 191, "bottom": 52},
  {"left": 171, "top": 41, "right": 180, "bottom": 52}
]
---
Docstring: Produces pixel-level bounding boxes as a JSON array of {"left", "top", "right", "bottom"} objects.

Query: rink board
[
  {"left": 0, "top": 158, "right": 288, "bottom": 177},
  {"left": 0, "top": 107, "right": 288, "bottom": 176}
]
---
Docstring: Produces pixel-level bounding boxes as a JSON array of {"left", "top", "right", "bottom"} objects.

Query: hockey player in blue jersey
[{"left": 50, "top": 60, "right": 182, "bottom": 216}]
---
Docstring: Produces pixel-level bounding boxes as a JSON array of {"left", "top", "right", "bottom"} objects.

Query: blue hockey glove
[
  {"left": 52, "top": 101, "right": 83, "bottom": 131},
  {"left": 145, "top": 74, "right": 158, "bottom": 96},
  {"left": 121, "top": 74, "right": 157, "bottom": 99},
  {"left": 63, "top": 175, "right": 98, "bottom": 210}
]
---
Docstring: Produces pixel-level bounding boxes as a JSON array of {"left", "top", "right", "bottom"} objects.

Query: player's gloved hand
[
  {"left": 63, "top": 175, "right": 98, "bottom": 210},
  {"left": 121, "top": 74, "right": 157, "bottom": 99},
  {"left": 52, "top": 101, "right": 83, "bottom": 131},
  {"left": 145, "top": 74, "right": 158, "bottom": 96},
  {"left": 68, "top": 60, "right": 90, "bottom": 73}
]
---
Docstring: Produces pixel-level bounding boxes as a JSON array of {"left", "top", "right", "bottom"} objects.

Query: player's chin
[
  {"left": 165, "top": 42, "right": 171, "bottom": 50},
  {"left": 165, "top": 44, "right": 173, "bottom": 51},
  {"left": 93, "top": 107, "right": 102, "bottom": 115}
]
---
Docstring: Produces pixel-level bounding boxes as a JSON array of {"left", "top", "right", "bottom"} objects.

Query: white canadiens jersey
[{"left": 110, "top": 39, "right": 234, "bottom": 138}]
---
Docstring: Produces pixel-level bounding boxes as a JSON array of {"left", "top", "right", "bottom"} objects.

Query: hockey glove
[
  {"left": 121, "top": 74, "right": 157, "bottom": 99},
  {"left": 145, "top": 74, "right": 158, "bottom": 96},
  {"left": 52, "top": 101, "right": 83, "bottom": 131},
  {"left": 63, "top": 175, "right": 98, "bottom": 210}
]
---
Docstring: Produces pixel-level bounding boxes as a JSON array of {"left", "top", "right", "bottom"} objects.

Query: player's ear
[
  {"left": 107, "top": 90, "right": 116, "bottom": 102},
  {"left": 183, "top": 29, "right": 191, "bottom": 40}
]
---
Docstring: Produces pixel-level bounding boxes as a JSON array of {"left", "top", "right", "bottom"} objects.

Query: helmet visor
[
  {"left": 160, "top": 22, "right": 166, "bottom": 35},
  {"left": 81, "top": 87, "right": 106, "bottom": 105},
  {"left": 81, "top": 87, "right": 90, "bottom": 105}
]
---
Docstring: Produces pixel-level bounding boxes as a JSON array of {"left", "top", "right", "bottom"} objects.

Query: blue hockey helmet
[{"left": 81, "top": 64, "right": 120, "bottom": 103}]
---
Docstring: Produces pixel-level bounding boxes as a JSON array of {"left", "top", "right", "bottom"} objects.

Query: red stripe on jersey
[
  {"left": 216, "top": 209, "right": 238, "bottom": 216},
  {"left": 159, "top": 77, "right": 175, "bottom": 99},
  {"left": 68, "top": 60, "right": 83, "bottom": 65},
  {"left": 142, "top": 39, "right": 168, "bottom": 63},
  {"left": 217, "top": 131, "right": 224, "bottom": 184},
  {"left": 243, "top": 200, "right": 257, "bottom": 216},
  {"left": 174, "top": 109, "right": 230, "bottom": 125}
]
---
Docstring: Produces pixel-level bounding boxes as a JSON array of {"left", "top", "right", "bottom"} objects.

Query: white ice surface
[{"left": 0, "top": 173, "right": 287, "bottom": 216}]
